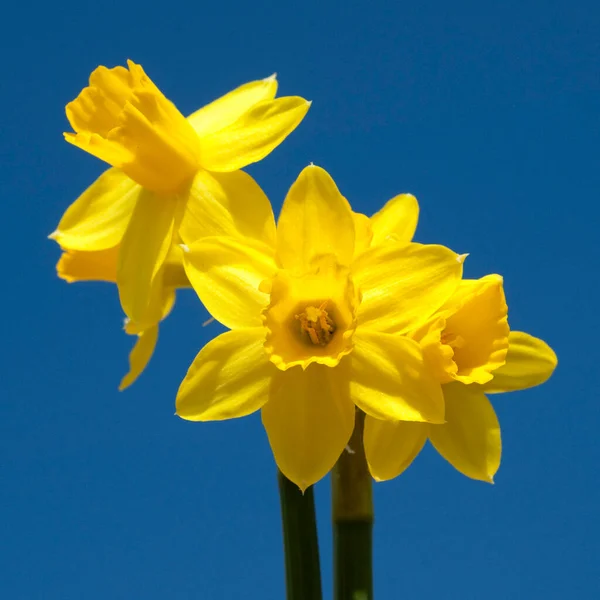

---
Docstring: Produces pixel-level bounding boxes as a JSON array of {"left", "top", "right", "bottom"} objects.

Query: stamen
[
  {"left": 295, "top": 301, "right": 336, "bottom": 346},
  {"left": 441, "top": 331, "right": 466, "bottom": 350}
]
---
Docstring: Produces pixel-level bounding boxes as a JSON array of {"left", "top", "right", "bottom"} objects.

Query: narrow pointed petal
[
  {"left": 482, "top": 331, "right": 557, "bottom": 393},
  {"left": 119, "top": 325, "right": 159, "bottom": 391},
  {"left": 179, "top": 169, "right": 276, "bottom": 247},
  {"left": 197, "top": 97, "right": 311, "bottom": 172},
  {"left": 177, "top": 328, "right": 272, "bottom": 421},
  {"left": 354, "top": 243, "right": 464, "bottom": 334},
  {"left": 429, "top": 383, "right": 501, "bottom": 482},
  {"left": 50, "top": 169, "right": 140, "bottom": 251},
  {"left": 183, "top": 236, "right": 277, "bottom": 329},
  {"left": 348, "top": 330, "right": 445, "bottom": 423},
  {"left": 117, "top": 189, "right": 177, "bottom": 323},
  {"left": 276, "top": 165, "right": 355, "bottom": 272},
  {"left": 56, "top": 246, "right": 119, "bottom": 283},
  {"left": 262, "top": 365, "right": 355, "bottom": 491},
  {"left": 364, "top": 417, "right": 427, "bottom": 481},
  {"left": 186, "top": 75, "right": 278, "bottom": 136},
  {"left": 370, "top": 194, "right": 419, "bottom": 246}
]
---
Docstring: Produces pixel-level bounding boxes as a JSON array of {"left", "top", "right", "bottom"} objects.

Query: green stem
[
  {"left": 332, "top": 409, "right": 374, "bottom": 600},
  {"left": 278, "top": 470, "right": 323, "bottom": 600}
]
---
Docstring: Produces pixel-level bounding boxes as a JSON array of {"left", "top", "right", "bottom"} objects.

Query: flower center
[
  {"left": 440, "top": 331, "right": 466, "bottom": 350},
  {"left": 296, "top": 302, "right": 336, "bottom": 346},
  {"left": 262, "top": 259, "right": 359, "bottom": 370}
]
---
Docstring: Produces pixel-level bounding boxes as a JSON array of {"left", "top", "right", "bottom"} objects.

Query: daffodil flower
[
  {"left": 176, "top": 165, "right": 465, "bottom": 490},
  {"left": 352, "top": 196, "right": 557, "bottom": 483},
  {"left": 363, "top": 282, "right": 557, "bottom": 483},
  {"left": 55, "top": 157, "right": 280, "bottom": 390},
  {"left": 50, "top": 61, "right": 310, "bottom": 328}
]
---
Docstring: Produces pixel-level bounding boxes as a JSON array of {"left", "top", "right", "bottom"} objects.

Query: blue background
[{"left": 1, "top": 0, "right": 598, "bottom": 598}]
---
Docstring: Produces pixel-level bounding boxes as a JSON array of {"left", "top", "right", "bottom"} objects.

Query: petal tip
[
  {"left": 264, "top": 72, "right": 277, "bottom": 82},
  {"left": 48, "top": 230, "right": 60, "bottom": 241},
  {"left": 457, "top": 253, "right": 469, "bottom": 264},
  {"left": 179, "top": 243, "right": 190, "bottom": 253}
]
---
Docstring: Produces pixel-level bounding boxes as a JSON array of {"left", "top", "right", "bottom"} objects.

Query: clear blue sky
[{"left": 1, "top": 1, "right": 598, "bottom": 598}]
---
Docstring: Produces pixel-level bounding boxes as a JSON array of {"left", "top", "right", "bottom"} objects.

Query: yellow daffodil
[
  {"left": 363, "top": 288, "right": 557, "bottom": 483},
  {"left": 50, "top": 61, "right": 310, "bottom": 328},
  {"left": 176, "top": 165, "right": 466, "bottom": 490},
  {"left": 55, "top": 158, "right": 279, "bottom": 389},
  {"left": 351, "top": 194, "right": 557, "bottom": 483}
]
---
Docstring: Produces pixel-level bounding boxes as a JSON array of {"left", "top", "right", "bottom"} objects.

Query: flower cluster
[{"left": 51, "top": 61, "right": 557, "bottom": 490}]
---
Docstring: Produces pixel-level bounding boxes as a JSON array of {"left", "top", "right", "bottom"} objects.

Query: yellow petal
[
  {"left": 163, "top": 244, "right": 191, "bottom": 288},
  {"left": 262, "top": 365, "right": 355, "bottom": 491},
  {"left": 117, "top": 189, "right": 177, "bottom": 323},
  {"left": 179, "top": 169, "right": 276, "bottom": 247},
  {"left": 186, "top": 75, "right": 278, "bottom": 136},
  {"left": 348, "top": 330, "right": 445, "bottom": 423},
  {"left": 429, "top": 383, "right": 501, "bottom": 482},
  {"left": 183, "top": 236, "right": 277, "bottom": 329},
  {"left": 197, "top": 97, "right": 311, "bottom": 172},
  {"left": 482, "top": 331, "right": 557, "bottom": 393},
  {"left": 124, "top": 283, "right": 176, "bottom": 335},
  {"left": 56, "top": 246, "right": 119, "bottom": 283},
  {"left": 352, "top": 212, "right": 373, "bottom": 256},
  {"left": 442, "top": 274, "right": 509, "bottom": 385},
  {"left": 276, "top": 165, "right": 355, "bottom": 272},
  {"left": 50, "top": 168, "right": 140, "bottom": 251},
  {"left": 354, "top": 243, "right": 464, "bottom": 334},
  {"left": 177, "top": 328, "right": 272, "bottom": 420},
  {"left": 363, "top": 417, "right": 427, "bottom": 481},
  {"left": 370, "top": 194, "right": 419, "bottom": 246},
  {"left": 119, "top": 325, "right": 159, "bottom": 391}
]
